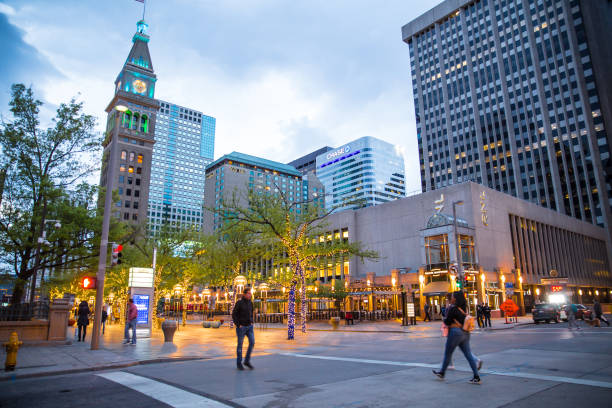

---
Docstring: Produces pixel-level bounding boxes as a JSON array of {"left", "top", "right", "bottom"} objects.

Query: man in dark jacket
[
  {"left": 483, "top": 303, "right": 492, "bottom": 328},
  {"left": 594, "top": 301, "right": 610, "bottom": 326},
  {"left": 476, "top": 304, "right": 484, "bottom": 328},
  {"left": 232, "top": 288, "right": 255, "bottom": 370}
]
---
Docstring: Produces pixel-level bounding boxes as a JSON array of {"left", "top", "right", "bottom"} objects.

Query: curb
[
  {"left": 479, "top": 322, "right": 532, "bottom": 331},
  {"left": 0, "top": 355, "right": 206, "bottom": 382}
]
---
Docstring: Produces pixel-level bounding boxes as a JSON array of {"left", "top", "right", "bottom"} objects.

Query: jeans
[
  {"left": 236, "top": 325, "right": 255, "bottom": 364},
  {"left": 568, "top": 313, "right": 578, "bottom": 329},
  {"left": 484, "top": 315, "right": 491, "bottom": 327},
  {"left": 440, "top": 327, "right": 479, "bottom": 377},
  {"left": 124, "top": 319, "right": 137, "bottom": 343},
  {"left": 102, "top": 320, "right": 106, "bottom": 334},
  {"left": 78, "top": 324, "right": 87, "bottom": 341}
]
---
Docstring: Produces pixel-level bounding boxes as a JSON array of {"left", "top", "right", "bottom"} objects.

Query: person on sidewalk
[
  {"left": 76, "top": 300, "right": 90, "bottom": 342},
  {"left": 232, "top": 287, "right": 255, "bottom": 370},
  {"left": 101, "top": 305, "right": 108, "bottom": 335},
  {"left": 476, "top": 304, "right": 484, "bottom": 328},
  {"left": 594, "top": 300, "right": 610, "bottom": 326},
  {"left": 483, "top": 303, "right": 492, "bottom": 328},
  {"left": 424, "top": 303, "right": 431, "bottom": 322},
  {"left": 433, "top": 291, "right": 481, "bottom": 384},
  {"left": 124, "top": 298, "right": 138, "bottom": 344},
  {"left": 567, "top": 303, "right": 580, "bottom": 330}
]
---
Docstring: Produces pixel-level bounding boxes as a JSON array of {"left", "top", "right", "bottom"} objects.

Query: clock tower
[{"left": 100, "top": 20, "right": 160, "bottom": 225}]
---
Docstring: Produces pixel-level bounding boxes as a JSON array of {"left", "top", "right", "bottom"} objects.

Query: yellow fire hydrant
[{"left": 4, "top": 332, "right": 23, "bottom": 371}]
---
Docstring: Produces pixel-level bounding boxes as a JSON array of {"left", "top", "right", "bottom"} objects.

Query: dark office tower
[
  {"left": 100, "top": 20, "right": 160, "bottom": 224},
  {"left": 402, "top": 0, "right": 612, "bottom": 247}
]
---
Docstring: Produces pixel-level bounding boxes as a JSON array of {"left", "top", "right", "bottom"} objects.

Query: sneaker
[
  {"left": 477, "top": 359, "right": 483, "bottom": 371},
  {"left": 244, "top": 362, "right": 254, "bottom": 370},
  {"left": 130, "top": 342, "right": 136, "bottom": 345},
  {"left": 432, "top": 370, "right": 444, "bottom": 379},
  {"left": 237, "top": 363, "right": 244, "bottom": 371},
  {"left": 448, "top": 365, "right": 455, "bottom": 370},
  {"left": 469, "top": 377, "right": 481, "bottom": 384},
  {"left": 123, "top": 340, "right": 130, "bottom": 344}
]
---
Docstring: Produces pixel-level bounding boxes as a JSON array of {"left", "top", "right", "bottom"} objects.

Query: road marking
[
  {"left": 97, "top": 371, "right": 231, "bottom": 407},
  {"left": 280, "top": 353, "right": 612, "bottom": 389}
]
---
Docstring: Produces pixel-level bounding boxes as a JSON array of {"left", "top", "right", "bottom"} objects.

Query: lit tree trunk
[
  {"left": 287, "top": 279, "right": 297, "bottom": 340},
  {"left": 299, "top": 260, "right": 307, "bottom": 333}
]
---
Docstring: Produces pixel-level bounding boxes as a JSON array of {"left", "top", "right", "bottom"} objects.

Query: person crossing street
[{"left": 232, "top": 288, "right": 255, "bottom": 370}]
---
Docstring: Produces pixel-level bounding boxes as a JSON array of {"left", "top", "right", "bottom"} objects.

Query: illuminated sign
[
  {"left": 326, "top": 145, "right": 351, "bottom": 160},
  {"left": 133, "top": 294, "right": 150, "bottom": 324},
  {"left": 550, "top": 285, "right": 564, "bottom": 292},
  {"left": 129, "top": 267, "right": 154, "bottom": 288}
]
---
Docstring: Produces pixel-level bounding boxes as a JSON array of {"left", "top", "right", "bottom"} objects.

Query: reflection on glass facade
[
  {"left": 315, "top": 136, "right": 406, "bottom": 211},
  {"left": 403, "top": 0, "right": 612, "bottom": 235},
  {"left": 148, "top": 100, "right": 216, "bottom": 232}
]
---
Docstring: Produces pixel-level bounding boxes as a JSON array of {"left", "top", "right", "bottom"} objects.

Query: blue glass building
[
  {"left": 148, "top": 101, "right": 216, "bottom": 232},
  {"left": 315, "top": 136, "right": 406, "bottom": 211}
]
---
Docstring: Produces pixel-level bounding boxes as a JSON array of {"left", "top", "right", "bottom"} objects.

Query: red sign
[
  {"left": 81, "top": 276, "right": 97, "bottom": 289},
  {"left": 550, "top": 285, "right": 564, "bottom": 292}
]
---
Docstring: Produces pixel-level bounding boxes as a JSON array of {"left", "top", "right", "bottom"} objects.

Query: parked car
[
  {"left": 561, "top": 304, "right": 592, "bottom": 321},
  {"left": 532, "top": 303, "right": 561, "bottom": 324}
]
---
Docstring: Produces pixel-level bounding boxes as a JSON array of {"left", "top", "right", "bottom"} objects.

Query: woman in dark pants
[
  {"left": 76, "top": 300, "right": 90, "bottom": 342},
  {"left": 433, "top": 291, "right": 481, "bottom": 384}
]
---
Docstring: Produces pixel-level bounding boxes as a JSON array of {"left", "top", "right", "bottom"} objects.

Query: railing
[{"left": 0, "top": 301, "right": 50, "bottom": 321}]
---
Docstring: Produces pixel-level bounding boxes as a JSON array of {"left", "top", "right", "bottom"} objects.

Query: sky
[{"left": 0, "top": 0, "right": 442, "bottom": 193}]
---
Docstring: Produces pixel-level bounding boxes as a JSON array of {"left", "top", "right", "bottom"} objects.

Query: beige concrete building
[{"left": 322, "top": 181, "right": 611, "bottom": 315}]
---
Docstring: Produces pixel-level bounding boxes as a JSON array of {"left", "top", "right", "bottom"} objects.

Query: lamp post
[
  {"left": 452, "top": 200, "right": 465, "bottom": 290},
  {"left": 92, "top": 104, "right": 127, "bottom": 350}
]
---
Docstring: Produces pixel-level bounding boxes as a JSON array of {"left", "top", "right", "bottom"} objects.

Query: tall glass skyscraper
[
  {"left": 315, "top": 136, "right": 406, "bottom": 211},
  {"left": 148, "top": 101, "right": 216, "bottom": 232},
  {"left": 402, "top": 0, "right": 612, "bottom": 247}
]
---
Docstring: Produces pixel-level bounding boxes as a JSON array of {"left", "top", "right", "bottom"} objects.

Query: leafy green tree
[
  {"left": 0, "top": 84, "right": 102, "bottom": 304},
  {"left": 212, "top": 189, "right": 377, "bottom": 339}
]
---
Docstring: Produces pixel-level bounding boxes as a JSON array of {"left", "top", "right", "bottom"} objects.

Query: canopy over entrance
[{"left": 423, "top": 281, "right": 451, "bottom": 295}]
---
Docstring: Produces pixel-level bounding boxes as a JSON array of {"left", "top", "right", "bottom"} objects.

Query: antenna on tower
[{"left": 135, "top": 0, "right": 146, "bottom": 21}]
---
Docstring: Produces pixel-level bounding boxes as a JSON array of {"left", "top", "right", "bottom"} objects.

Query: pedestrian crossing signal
[
  {"left": 81, "top": 276, "right": 97, "bottom": 289},
  {"left": 111, "top": 243, "right": 123, "bottom": 266}
]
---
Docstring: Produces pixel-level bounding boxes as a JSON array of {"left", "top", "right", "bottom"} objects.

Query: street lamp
[
  {"left": 452, "top": 200, "right": 465, "bottom": 291},
  {"left": 91, "top": 104, "right": 127, "bottom": 350}
]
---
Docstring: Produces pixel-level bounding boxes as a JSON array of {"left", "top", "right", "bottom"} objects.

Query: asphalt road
[{"left": 2, "top": 323, "right": 612, "bottom": 407}]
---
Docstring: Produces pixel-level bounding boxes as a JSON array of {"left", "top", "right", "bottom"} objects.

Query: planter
[
  {"left": 211, "top": 321, "right": 221, "bottom": 328},
  {"left": 329, "top": 317, "right": 340, "bottom": 330},
  {"left": 202, "top": 321, "right": 212, "bottom": 328},
  {"left": 161, "top": 320, "right": 178, "bottom": 343}
]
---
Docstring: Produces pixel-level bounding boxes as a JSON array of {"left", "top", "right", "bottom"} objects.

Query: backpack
[{"left": 460, "top": 308, "right": 475, "bottom": 332}]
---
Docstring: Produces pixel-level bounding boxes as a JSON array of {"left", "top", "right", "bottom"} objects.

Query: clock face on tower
[{"left": 132, "top": 79, "right": 147, "bottom": 94}]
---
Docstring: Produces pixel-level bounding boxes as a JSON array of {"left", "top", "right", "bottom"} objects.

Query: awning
[{"left": 423, "top": 281, "right": 451, "bottom": 295}]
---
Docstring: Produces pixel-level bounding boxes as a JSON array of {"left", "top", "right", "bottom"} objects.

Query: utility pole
[
  {"left": 91, "top": 106, "right": 126, "bottom": 350},
  {"left": 452, "top": 200, "right": 465, "bottom": 289}
]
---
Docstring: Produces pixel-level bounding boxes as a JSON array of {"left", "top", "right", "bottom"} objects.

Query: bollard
[{"left": 4, "top": 332, "right": 23, "bottom": 371}]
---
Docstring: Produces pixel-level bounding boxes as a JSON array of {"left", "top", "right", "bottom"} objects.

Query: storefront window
[
  {"left": 459, "top": 234, "right": 476, "bottom": 267},
  {"left": 425, "top": 234, "right": 449, "bottom": 270}
]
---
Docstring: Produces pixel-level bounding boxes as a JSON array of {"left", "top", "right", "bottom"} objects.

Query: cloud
[
  {"left": 0, "top": 9, "right": 62, "bottom": 116},
  {"left": 1, "top": 0, "right": 443, "bottom": 193}
]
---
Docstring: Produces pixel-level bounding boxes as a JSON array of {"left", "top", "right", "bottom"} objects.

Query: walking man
[
  {"left": 124, "top": 298, "right": 138, "bottom": 344},
  {"left": 483, "top": 303, "right": 492, "bottom": 328},
  {"left": 232, "top": 288, "right": 255, "bottom": 370},
  {"left": 424, "top": 302, "right": 431, "bottom": 322},
  {"left": 567, "top": 303, "right": 580, "bottom": 330},
  {"left": 594, "top": 300, "right": 610, "bottom": 326},
  {"left": 476, "top": 304, "right": 484, "bottom": 328}
]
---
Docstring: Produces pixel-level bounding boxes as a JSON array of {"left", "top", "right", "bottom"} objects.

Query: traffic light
[
  {"left": 81, "top": 276, "right": 97, "bottom": 289},
  {"left": 111, "top": 243, "right": 123, "bottom": 266}
]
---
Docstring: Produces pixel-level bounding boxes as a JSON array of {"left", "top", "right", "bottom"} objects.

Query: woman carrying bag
[{"left": 433, "top": 291, "right": 481, "bottom": 384}]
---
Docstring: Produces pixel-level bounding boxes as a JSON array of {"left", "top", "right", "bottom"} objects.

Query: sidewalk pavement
[{"left": 0, "top": 316, "right": 532, "bottom": 381}]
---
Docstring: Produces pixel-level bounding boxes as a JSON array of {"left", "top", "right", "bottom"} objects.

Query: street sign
[
  {"left": 407, "top": 303, "right": 415, "bottom": 317},
  {"left": 505, "top": 288, "right": 514, "bottom": 296},
  {"left": 505, "top": 282, "right": 514, "bottom": 288}
]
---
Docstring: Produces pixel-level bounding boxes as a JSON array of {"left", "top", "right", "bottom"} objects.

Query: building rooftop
[
  {"left": 206, "top": 151, "right": 302, "bottom": 177},
  {"left": 401, "top": 0, "right": 471, "bottom": 42}
]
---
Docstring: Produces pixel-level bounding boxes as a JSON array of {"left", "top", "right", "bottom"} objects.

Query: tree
[
  {"left": 212, "top": 189, "right": 378, "bottom": 339},
  {"left": 0, "top": 85, "right": 102, "bottom": 304}
]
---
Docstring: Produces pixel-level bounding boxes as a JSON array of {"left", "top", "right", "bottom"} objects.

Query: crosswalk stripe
[
  {"left": 97, "top": 371, "right": 231, "bottom": 407},
  {"left": 280, "top": 352, "right": 612, "bottom": 389}
]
